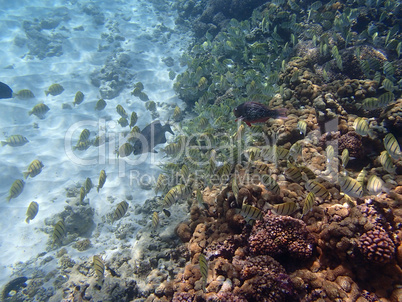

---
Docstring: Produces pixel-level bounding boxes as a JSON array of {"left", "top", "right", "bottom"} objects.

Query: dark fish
[
  {"left": 1, "top": 277, "right": 28, "bottom": 300},
  {"left": 133, "top": 120, "right": 174, "bottom": 155},
  {"left": 0, "top": 81, "right": 13, "bottom": 99},
  {"left": 233, "top": 102, "right": 287, "bottom": 126}
]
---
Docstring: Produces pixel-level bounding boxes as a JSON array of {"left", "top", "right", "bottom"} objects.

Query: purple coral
[
  {"left": 172, "top": 292, "right": 195, "bottom": 302},
  {"left": 233, "top": 255, "right": 297, "bottom": 302},
  {"left": 338, "top": 131, "right": 364, "bottom": 159},
  {"left": 357, "top": 227, "right": 395, "bottom": 264},
  {"left": 248, "top": 215, "right": 315, "bottom": 259}
]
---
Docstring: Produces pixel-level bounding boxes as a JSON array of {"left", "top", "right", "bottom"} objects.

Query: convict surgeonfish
[
  {"left": 129, "top": 112, "right": 138, "bottom": 128},
  {"left": 367, "top": 175, "right": 385, "bottom": 195},
  {"left": 353, "top": 117, "right": 369, "bottom": 136},
  {"left": 73, "top": 91, "right": 84, "bottom": 106},
  {"left": 118, "top": 142, "right": 134, "bottom": 157},
  {"left": 326, "top": 145, "right": 335, "bottom": 163},
  {"left": 45, "top": 83, "right": 64, "bottom": 96},
  {"left": 79, "top": 187, "right": 86, "bottom": 204},
  {"left": 154, "top": 174, "right": 168, "bottom": 195},
  {"left": 14, "top": 89, "right": 35, "bottom": 99},
  {"left": 285, "top": 163, "right": 302, "bottom": 182},
  {"left": 29, "top": 103, "right": 50, "bottom": 118},
  {"left": 269, "top": 201, "right": 297, "bottom": 216},
  {"left": 25, "top": 201, "right": 39, "bottom": 223},
  {"left": 133, "top": 121, "right": 174, "bottom": 155},
  {"left": 0, "top": 81, "right": 13, "bottom": 98},
  {"left": 261, "top": 174, "right": 280, "bottom": 195},
  {"left": 338, "top": 175, "right": 363, "bottom": 198},
  {"left": 297, "top": 120, "right": 307, "bottom": 136},
  {"left": 116, "top": 104, "right": 128, "bottom": 118},
  {"left": 288, "top": 141, "right": 303, "bottom": 162},
  {"left": 379, "top": 150, "right": 396, "bottom": 173},
  {"left": 95, "top": 99, "right": 107, "bottom": 111},
  {"left": 93, "top": 255, "right": 105, "bottom": 286},
  {"left": 84, "top": 177, "right": 93, "bottom": 194},
  {"left": 240, "top": 199, "right": 263, "bottom": 223},
  {"left": 305, "top": 180, "right": 329, "bottom": 199},
  {"left": 302, "top": 192, "right": 315, "bottom": 216},
  {"left": 1, "top": 135, "right": 29, "bottom": 147},
  {"left": 6, "top": 179, "right": 25, "bottom": 202},
  {"left": 383, "top": 133, "right": 401, "bottom": 159},
  {"left": 97, "top": 170, "right": 106, "bottom": 192},
  {"left": 199, "top": 253, "right": 208, "bottom": 293},
  {"left": 73, "top": 140, "right": 90, "bottom": 151},
  {"left": 23, "top": 159, "right": 44, "bottom": 179},
  {"left": 112, "top": 201, "right": 129, "bottom": 223},
  {"left": 52, "top": 220, "right": 66, "bottom": 247},
  {"left": 152, "top": 211, "right": 159, "bottom": 229},
  {"left": 233, "top": 101, "right": 287, "bottom": 126},
  {"left": 341, "top": 148, "right": 350, "bottom": 168}
]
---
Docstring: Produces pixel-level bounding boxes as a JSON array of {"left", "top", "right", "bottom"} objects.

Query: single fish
[
  {"left": 52, "top": 220, "right": 66, "bottom": 247},
  {"left": 73, "top": 91, "right": 84, "bottom": 106},
  {"left": 29, "top": 103, "right": 50, "bottom": 118},
  {"left": 305, "top": 180, "right": 329, "bottom": 199},
  {"left": 1, "top": 135, "right": 29, "bottom": 147},
  {"left": 118, "top": 143, "right": 134, "bottom": 157},
  {"left": 353, "top": 117, "right": 369, "bottom": 136},
  {"left": 129, "top": 112, "right": 138, "bottom": 128},
  {"left": 338, "top": 175, "right": 363, "bottom": 198},
  {"left": 155, "top": 174, "right": 168, "bottom": 195},
  {"left": 302, "top": 192, "right": 315, "bottom": 216},
  {"left": 0, "top": 81, "right": 13, "bottom": 98},
  {"left": 14, "top": 89, "right": 35, "bottom": 99},
  {"left": 93, "top": 255, "right": 105, "bottom": 286},
  {"left": 233, "top": 101, "right": 287, "bottom": 126},
  {"left": 133, "top": 121, "right": 174, "bottom": 155},
  {"left": 261, "top": 174, "right": 280, "bottom": 195},
  {"left": 45, "top": 83, "right": 64, "bottom": 96},
  {"left": 162, "top": 209, "right": 171, "bottom": 217},
  {"left": 241, "top": 200, "right": 263, "bottom": 223},
  {"left": 97, "top": 170, "right": 106, "bottom": 192},
  {"left": 112, "top": 201, "right": 129, "bottom": 222},
  {"left": 84, "top": 177, "right": 93, "bottom": 194},
  {"left": 297, "top": 120, "right": 307, "bottom": 136},
  {"left": 116, "top": 104, "right": 128, "bottom": 118},
  {"left": 367, "top": 175, "right": 385, "bottom": 195},
  {"left": 152, "top": 211, "right": 159, "bottom": 229},
  {"left": 383, "top": 133, "right": 401, "bottom": 159},
  {"left": 23, "top": 159, "right": 44, "bottom": 179},
  {"left": 199, "top": 254, "right": 208, "bottom": 293},
  {"left": 341, "top": 148, "right": 350, "bottom": 168},
  {"left": 270, "top": 201, "right": 297, "bottom": 216},
  {"left": 25, "top": 201, "right": 39, "bottom": 223},
  {"left": 379, "top": 150, "right": 396, "bottom": 173},
  {"left": 95, "top": 99, "right": 107, "bottom": 111},
  {"left": 6, "top": 179, "right": 25, "bottom": 202}
]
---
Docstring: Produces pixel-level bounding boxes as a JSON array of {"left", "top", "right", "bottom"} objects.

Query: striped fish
[
  {"left": 6, "top": 179, "right": 25, "bottom": 202},
  {"left": 14, "top": 89, "right": 35, "bottom": 99},
  {"left": 180, "top": 165, "right": 190, "bottom": 180},
  {"left": 199, "top": 253, "right": 208, "bottom": 292},
  {"left": 73, "top": 140, "right": 90, "bottom": 151},
  {"left": 79, "top": 187, "right": 86, "bottom": 203},
  {"left": 45, "top": 83, "right": 64, "bottom": 96},
  {"left": 254, "top": 160, "right": 270, "bottom": 174},
  {"left": 52, "top": 220, "right": 66, "bottom": 247},
  {"left": 163, "top": 142, "right": 180, "bottom": 156},
  {"left": 79, "top": 129, "right": 90, "bottom": 142},
  {"left": 1, "top": 135, "right": 29, "bottom": 147},
  {"left": 152, "top": 212, "right": 159, "bottom": 229},
  {"left": 163, "top": 186, "right": 179, "bottom": 207},
  {"left": 326, "top": 145, "right": 335, "bottom": 163},
  {"left": 73, "top": 91, "right": 84, "bottom": 106},
  {"left": 353, "top": 117, "right": 369, "bottom": 136},
  {"left": 93, "top": 255, "right": 105, "bottom": 286},
  {"left": 297, "top": 120, "right": 307, "bottom": 136},
  {"left": 276, "top": 146, "right": 289, "bottom": 160},
  {"left": 95, "top": 99, "right": 107, "bottom": 111},
  {"left": 341, "top": 148, "right": 349, "bottom": 168},
  {"left": 129, "top": 112, "right": 138, "bottom": 128},
  {"left": 97, "top": 170, "right": 106, "bottom": 192},
  {"left": 299, "top": 166, "right": 316, "bottom": 179},
  {"left": 356, "top": 167, "right": 368, "bottom": 186},
  {"left": 383, "top": 133, "right": 401, "bottom": 159},
  {"left": 261, "top": 174, "right": 280, "bottom": 195},
  {"left": 241, "top": 201, "right": 263, "bottom": 223},
  {"left": 155, "top": 174, "right": 168, "bottom": 195},
  {"left": 29, "top": 103, "right": 50, "bottom": 118},
  {"left": 367, "top": 175, "right": 384, "bottom": 195},
  {"left": 285, "top": 163, "right": 302, "bottom": 182},
  {"left": 217, "top": 162, "right": 231, "bottom": 178},
  {"left": 25, "top": 201, "right": 39, "bottom": 223},
  {"left": 302, "top": 192, "right": 315, "bottom": 216},
  {"left": 118, "top": 143, "right": 134, "bottom": 157},
  {"left": 116, "top": 104, "right": 128, "bottom": 118},
  {"left": 338, "top": 175, "right": 363, "bottom": 198},
  {"left": 379, "top": 150, "right": 396, "bottom": 173},
  {"left": 288, "top": 141, "right": 302, "bottom": 162},
  {"left": 84, "top": 177, "right": 93, "bottom": 194},
  {"left": 23, "top": 159, "right": 44, "bottom": 179},
  {"left": 112, "top": 201, "right": 129, "bottom": 222},
  {"left": 305, "top": 180, "right": 329, "bottom": 199},
  {"left": 270, "top": 201, "right": 297, "bottom": 216}
]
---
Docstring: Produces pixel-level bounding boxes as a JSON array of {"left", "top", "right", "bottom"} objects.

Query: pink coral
[{"left": 248, "top": 215, "right": 315, "bottom": 259}]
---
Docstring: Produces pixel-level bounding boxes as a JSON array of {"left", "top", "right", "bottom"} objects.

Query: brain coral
[{"left": 248, "top": 214, "right": 315, "bottom": 259}]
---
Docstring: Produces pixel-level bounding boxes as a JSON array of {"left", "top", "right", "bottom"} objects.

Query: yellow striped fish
[
  {"left": 95, "top": 99, "right": 107, "bottom": 111},
  {"left": 97, "top": 170, "right": 106, "bottom": 192},
  {"left": 180, "top": 165, "right": 190, "bottom": 180},
  {"left": 52, "top": 220, "right": 66, "bottom": 247},
  {"left": 118, "top": 143, "right": 134, "bottom": 157},
  {"left": 84, "top": 177, "right": 93, "bottom": 194},
  {"left": 379, "top": 150, "right": 396, "bottom": 173},
  {"left": 6, "top": 179, "right": 25, "bottom": 202},
  {"left": 299, "top": 166, "right": 316, "bottom": 179},
  {"left": 73, "top": 140, "right": 90, "bottom": 151},
  {"left": 155, "top": 174, "right": 168, "bottom": 195},
  {"left": 163, "top": 187, "right": 179, "bottom": 207},
  {"left": 261, "top": 174, "right": 280, "bottom": 195},
  {"left": 326, "top": 145, "right": 335, "bottom": 163},
  {"left": 199, "top": 253, "right": 208, "bottom": 292},
  {"left": 285, "top": 163, "right": 302, "bottom": 182},
  {"left": 23, "top": 159, "right": 44, "bottom": 179},
  {"left": 241, "top": 200, "right": 263, "bottom": 223},
  {"left": 341, "top": 148, "right": 349, "bottom": 168},
  {"left": 163, "top": 142, "right": 180, "bottom": 156},
  {"left": 356, "top": 167, "right": 368, "bottom": 186},
  {"left": 152, "top": 211, "right": 159, "bottom": 229},
  {"left": 45, "top": 83, "right": 64, "bottom": 96},
  {"left": 353, "top": 117, "right": 369, "bottom": 136},
  {"left": 129, "top": 112, "right": 138, "bottom": 128},
  {"left": 14, "top": 89, "right": 35, "bottom": 99},
  {"left": 288, "top": 141, "right": 302, "bottom": 162},
  {"left": 254, "top": 160, "right": 270, "bottom": 174},
  {"left": 112, "top": 201, "right": 129, "bottom": 222},
  {"left": 297, "top": 120, "right": 307, "bottom": 136},
  {"left": 1, "top": 135, "right": 29, "bottom": 147},
  {"left": 29, "top": 103, "right": 49, "bottom": 118},
  {"left": 338, "top": 175, "right": 363, "bottom": 198},
  {"left": 116, "top": 104, "right": 128, "bottom": 118},
  {"left": 79, "top": 129, "right": 90, "bottom": 142},
  {"left": 79, "top": 187, "right": 86, "bottom": 204},
  {"left": 302, "top": 192, "right": 315, "bottom": 216},
  {"left": 93, "top": 255, "right": 105, "bottom": 286},
  {"left": 383, "top": 133, "right": 401, "bottom": 159},
  {"left": 276, "top": 146, "right": 289, "bottom": 160},
  {"left": 25, "top": 201, "right": 39, "bottom": 223},
  {"left": 367, "top": 175, "right": 384, "bottom": 195},
  {"left": 270, "top": 201, "right": 297, "bottom": 216},
  {"left": 73, "top": 91, "right": 84, "bottom": 106},
  {"left": 305, "top": 180, "right": 329, "bottom": 199}
]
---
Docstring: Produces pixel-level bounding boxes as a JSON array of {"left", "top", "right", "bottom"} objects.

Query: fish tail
[
  {"left": 6, "top": 195, "right": 11, "bottom": 202},
  {"left": 23, "top": 172, "right": 29, "bottom": 179},
  {"left": 28, "top": 111, "right": 33, "bottom": 116},
  {"left": 1, "top": 141, "right": 6, "bottom": 146},
  {"left": 97, "top": 186, "right": 100, "bottom": 193},
  {"left": 25, "top": 217, "right": 30, "bottom": 224},
  {"left": 274, "top": 108, "right": 288, "bottom": 119}
]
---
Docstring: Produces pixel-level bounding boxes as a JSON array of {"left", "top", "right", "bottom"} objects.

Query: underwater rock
[
  {"left": 338, "top": 131, "right": 364, "bottom": 160},
  {"left": 248, "top": 215, "right": 315, "bottom": 260}
]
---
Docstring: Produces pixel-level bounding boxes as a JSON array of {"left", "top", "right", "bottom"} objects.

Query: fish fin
[
  {"left": 245, "top": 121, "right": 252, "bottom": 127},
  {"left": 23, "top": 172, "right": 29, "bottom": 179}
]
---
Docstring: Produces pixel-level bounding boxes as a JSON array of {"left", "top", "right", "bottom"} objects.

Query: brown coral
[{"left": 357, "top": 227, "right": 396, "bottom": 264}]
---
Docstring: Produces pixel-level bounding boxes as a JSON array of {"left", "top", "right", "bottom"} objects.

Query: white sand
[{"left": 0, "top": 0, "right": 189, "bottom": 287}]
